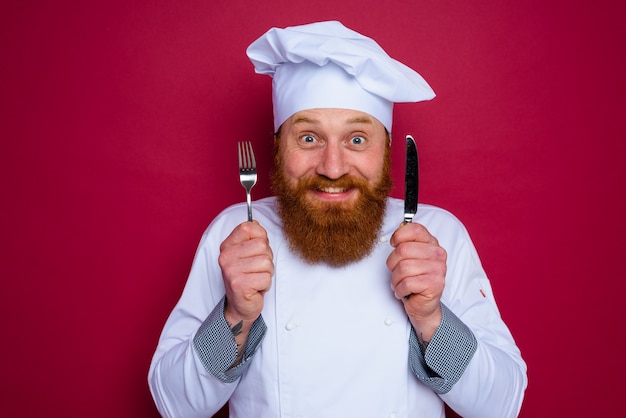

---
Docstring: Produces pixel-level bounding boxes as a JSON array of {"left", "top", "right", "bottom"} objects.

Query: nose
[{"left": 316, "top": 142, "right": 349, "bottom": 180}]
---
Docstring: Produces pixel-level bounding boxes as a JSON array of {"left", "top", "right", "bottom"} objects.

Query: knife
[{"left": 403, "top": 135, "right": 419, "bottom": 224}]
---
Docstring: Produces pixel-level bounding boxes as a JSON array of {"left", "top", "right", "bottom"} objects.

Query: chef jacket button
[
  {"left": 285, "top": 322, "right": 296, "bottom": 331},
  {"left": 384, "top": 318, "right": 393, "bottom": 326},
  {"left": 379, "top": 236, "right": 388, "bottom": 243}
]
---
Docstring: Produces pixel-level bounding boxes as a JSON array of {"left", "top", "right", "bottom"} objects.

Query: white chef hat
[{"left": 246, "top": 20, "right": 435, "bottom": 132}]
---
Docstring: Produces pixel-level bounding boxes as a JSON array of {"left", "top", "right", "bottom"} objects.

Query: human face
[
  {"left": 271, "top": 108, "right": 392, "bottom": 266},
  {"left": 276, "top": 108, "right": 389, "bottom": 209}
]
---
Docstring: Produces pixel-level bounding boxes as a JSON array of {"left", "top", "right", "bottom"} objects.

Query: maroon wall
[{"left": 2, "top": 1, "right": 625, "bottom": 416}]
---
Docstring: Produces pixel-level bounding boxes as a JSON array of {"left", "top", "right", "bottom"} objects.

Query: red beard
[{"left": 271, "top": 144, "right": 392, "bottom": 267}]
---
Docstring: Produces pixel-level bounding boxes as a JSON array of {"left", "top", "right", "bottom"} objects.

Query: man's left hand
[{"left": 387, "top": 222, "right": 447, "bottom": 341}]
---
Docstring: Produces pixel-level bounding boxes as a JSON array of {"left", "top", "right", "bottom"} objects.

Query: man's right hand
[{"left": 218, "top": 220, "right": 274, "bottom": 327}]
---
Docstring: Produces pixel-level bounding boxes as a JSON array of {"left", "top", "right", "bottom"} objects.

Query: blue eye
[
  {"left": 351, "top": 136, "right": 364, "bottom": 145},
  {"left": 301, "top": 135, "right": 316, "bottom": 143}
]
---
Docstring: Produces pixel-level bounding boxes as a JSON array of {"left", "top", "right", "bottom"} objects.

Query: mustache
[{"left": 297, "top": 175, "right": 370, "bottom": 192}]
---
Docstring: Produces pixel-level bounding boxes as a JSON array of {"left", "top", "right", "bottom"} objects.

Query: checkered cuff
[
  {"left": 409, "top": 303, "right": 477, "bottom": 393},
  {"left": 193, "top": 297, "right": 266, "bottom": 383}
]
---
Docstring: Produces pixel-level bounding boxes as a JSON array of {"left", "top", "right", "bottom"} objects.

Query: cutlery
[
  {"left": 238, "top": 141, "right": 257, "bottom": 222},
  {"left": 403, "top": 135, "right": 419, "bottom": 225}
]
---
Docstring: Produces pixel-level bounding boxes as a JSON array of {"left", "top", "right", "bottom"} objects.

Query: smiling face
[
  {"left": 276, "top": 108, "right": 388, "bottom": 206},
  {"left": 272, "top": 108, "right": 392, "bottom": 266}
]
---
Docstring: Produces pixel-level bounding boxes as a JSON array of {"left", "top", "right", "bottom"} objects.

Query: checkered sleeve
[
  {"left": 193, "top": 296, "right": 267, "bottom": 383},
  {"left": 409, "top": 303, "right": 477, "bottom": 394}
]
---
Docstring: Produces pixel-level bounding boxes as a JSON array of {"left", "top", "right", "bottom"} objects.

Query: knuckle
[
  {"left": 217, "top": 251, "right": 230, "bottom": 269},
  {"left": 395, "top": 242, "right": 411, "bottom": 258}
]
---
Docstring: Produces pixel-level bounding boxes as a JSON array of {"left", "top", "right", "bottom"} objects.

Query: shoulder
[
  {"left": 217, "top": 196, "right": 279, "bottom": 224},
  {"left": 199, "top": 197, "right": 281, "bottom": 244},
  {"left": 384, "top": 197, "right": 473, "bottom": 250},
  {"left": 385, "top": 197, "right": 467, "bottom": 230}
]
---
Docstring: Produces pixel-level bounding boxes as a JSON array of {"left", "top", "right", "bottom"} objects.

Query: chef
[{"left": 149, "top": 20, "right": 527, "bottom": 418}]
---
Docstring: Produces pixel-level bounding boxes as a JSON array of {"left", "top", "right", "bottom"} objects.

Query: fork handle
[{"left": 246, "top": 193, "right": 253, "bottom": 222}]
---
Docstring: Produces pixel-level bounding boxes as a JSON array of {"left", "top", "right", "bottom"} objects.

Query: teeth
[{"left": 321, "top": 187, "right": 346, "bottom": 193}]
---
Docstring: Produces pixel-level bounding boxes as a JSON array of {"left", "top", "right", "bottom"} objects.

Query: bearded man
[{"left": 149, "top": 21, "right": 527, "bottom": 418}]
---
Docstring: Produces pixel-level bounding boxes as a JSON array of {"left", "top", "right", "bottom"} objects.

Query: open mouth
[
  {"left": 319, "top": 186, "right": 348, "bottom": 194},
  {"left": 309, "top": 186, "right": 358, "bottom": 204}
]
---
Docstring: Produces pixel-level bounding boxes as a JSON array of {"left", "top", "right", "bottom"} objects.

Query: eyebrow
[
  {"left": 292, "top": 116, "right": 320, "bottom": 125},
  {"left": 292, "top": 115, "right": 374, "bottom": 125},
  {"left": 346, "top": 116, "right": 373, "bottom": 125}
]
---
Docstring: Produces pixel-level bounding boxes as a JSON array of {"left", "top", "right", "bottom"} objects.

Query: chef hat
[{"left": 246, "top": 20, "right": 435, "bottom": 132}]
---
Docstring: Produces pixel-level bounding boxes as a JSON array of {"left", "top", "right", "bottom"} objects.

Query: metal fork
[{"left": 238, "top": 141, "right": 257, "bottom": 222}]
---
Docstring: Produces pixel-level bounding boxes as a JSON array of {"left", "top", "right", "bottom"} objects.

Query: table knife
[{"left": 403, "top": 135, "right": 419, "bottom": 224}]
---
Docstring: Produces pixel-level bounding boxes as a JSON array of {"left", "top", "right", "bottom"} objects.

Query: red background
[{"left": 2, "top": 1, "right": 625, "bottom": 417}]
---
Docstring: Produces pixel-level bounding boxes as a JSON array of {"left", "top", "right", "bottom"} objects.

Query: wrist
[{"left": 409, "top": 305, "right": 442, "bottom": 343}]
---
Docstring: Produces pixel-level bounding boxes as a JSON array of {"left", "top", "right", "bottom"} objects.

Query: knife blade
[{"left": 403, "top": 135, "right": 419, "bottom": 224}]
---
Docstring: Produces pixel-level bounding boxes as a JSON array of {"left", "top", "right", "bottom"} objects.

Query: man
[{"left": 149, "top": 21, "right": 527, "bottom": 417}]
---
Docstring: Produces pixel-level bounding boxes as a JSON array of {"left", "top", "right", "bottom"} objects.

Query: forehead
[{"left": 285, "top": 108, "right": 384, "bottom": 130}]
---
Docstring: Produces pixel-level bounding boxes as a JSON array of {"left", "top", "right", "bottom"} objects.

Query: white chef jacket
[{"left": 149, "top": 197, "right": 527, "bottom": 418}]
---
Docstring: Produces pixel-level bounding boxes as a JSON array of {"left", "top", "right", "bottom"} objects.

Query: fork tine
[
  {"left": 243, "top": 141, "right": 250, "bottom": 168},
  {"left": 240, "top": 141, "right": 254, "bottom": 169},
  {"left": 247, "top": 141, "right": 256, "bottom": 168}
]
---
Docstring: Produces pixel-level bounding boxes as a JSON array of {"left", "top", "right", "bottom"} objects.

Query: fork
[{"left": 238, "top": 141, "right": 257, "bottom": 222}]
